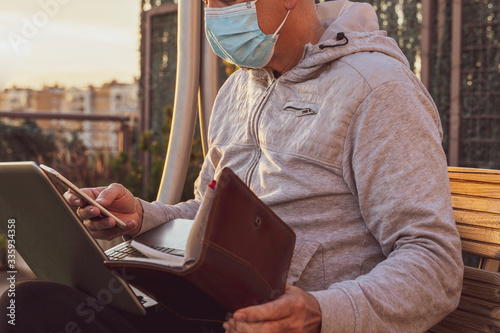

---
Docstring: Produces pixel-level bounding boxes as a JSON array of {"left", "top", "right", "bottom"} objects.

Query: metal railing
[{"left": 0, "top": 111, "right": 133, "bottom": 154}]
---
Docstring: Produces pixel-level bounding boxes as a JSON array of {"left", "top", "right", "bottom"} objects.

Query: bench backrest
[{"left": 429, "top": 167, "right": 500, "bottom": 333}]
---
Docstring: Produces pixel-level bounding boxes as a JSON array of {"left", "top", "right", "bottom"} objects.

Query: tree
[{"left": 0, "top": 119, "right": 58, "bottom": 163}]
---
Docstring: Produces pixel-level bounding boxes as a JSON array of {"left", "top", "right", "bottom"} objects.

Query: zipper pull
[{"left": 283, "top": 106, "right": 317, "bottom": 117}]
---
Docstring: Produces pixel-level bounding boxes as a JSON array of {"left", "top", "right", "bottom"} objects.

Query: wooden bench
[{"left": 429, "top": 167, "right": 500, "bottom": 333}]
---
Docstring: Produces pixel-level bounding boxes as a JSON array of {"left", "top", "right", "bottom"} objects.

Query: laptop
[{"left": 0, "top": 161, "right": 194, "bottom": 315}]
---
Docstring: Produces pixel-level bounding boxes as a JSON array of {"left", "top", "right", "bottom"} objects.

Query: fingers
[
  {"left": 64, "top": 186, "right": 108, "bottom": 207},
  {"left": 94, "top": 183, "right": 129, "bottom": 206},
  {"left": 223, "top": 285, "right": 322, "bottom": 333},
  {"left": 84, "top": 219, "right": 138, "bottom": 241},
  {"left": 83, "top": 216, "right": 116, "bottom": 230},
  {"left": 64, "top": 183, "right": 140, "bottom": 241},
  {"left": 64, "top": 193, "right": 83, "bottom": 207},
  {"left": 64, "top": 184, "right": 126, "bottom": 208},
  {"left": 77, "top": 205, "right": 102, "bottom": 220},
  {"left": 223, "top": 293, "right": 291, "bottom": 332},
  {"left": 234, "top": 286, "right": 295, "bottom": 323},
  {"left": 64, "top": 189, "right": 93, "bottom": 207},
  {"left": 223, "top": 317, "right": 290, "bottom": 333}
]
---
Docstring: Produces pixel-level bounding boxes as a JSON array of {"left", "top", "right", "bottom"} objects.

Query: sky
[{"left": 0, "top": 0, "right": 141, "bottom": 91}]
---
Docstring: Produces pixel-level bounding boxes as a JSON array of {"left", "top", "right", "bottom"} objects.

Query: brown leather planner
[{"left": 104, "top": 167, "right": 296, "bottom": 322}]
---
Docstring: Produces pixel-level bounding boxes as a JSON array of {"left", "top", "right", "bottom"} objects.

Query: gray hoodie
[{"left": 139, "top": 1, "right": 464, "bottom": 331}]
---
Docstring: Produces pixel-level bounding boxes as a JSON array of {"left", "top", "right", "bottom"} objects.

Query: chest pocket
[
  {"left": 281, "top": 101, "right": 319, "bottom": 118},
  {"left": 287, "top": 239, "right": 324, "bottom": 288}
]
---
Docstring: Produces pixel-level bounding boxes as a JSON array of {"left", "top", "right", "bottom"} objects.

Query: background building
[
  {"left": 91, "top": 81, "right": 140, "bottom": 154},
  {"left": 0, "top": 88, "right": 32, "bottom": 111},
  {"left": 0, "top": 81, "right": 139, "bottom": 154},
  {"left": 30, "top": 86, "right": 65, "bottom": 131},
  {"left": 63, "top": 87, "right": 94, "bottom": 147}
]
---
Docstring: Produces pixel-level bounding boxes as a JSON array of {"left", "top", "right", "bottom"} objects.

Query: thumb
[{"left": 95, "top": 183, "right": 127, "bottom": 205}]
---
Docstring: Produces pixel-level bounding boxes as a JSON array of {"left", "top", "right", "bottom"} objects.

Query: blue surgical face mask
[{"left": 204, "top": 0, "right": 290, "bottom": 69}]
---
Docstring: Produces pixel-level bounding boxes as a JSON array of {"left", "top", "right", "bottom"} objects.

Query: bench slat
[
  {"left": 462, "top": 280, "right": 500, "bottom": 303},
  {"left": 439, "top": 310, "right": 500, "bottom": 332},
  {"left": 483, "top": 259, "right": 500, "bottom": 272},
  {"left": 452, "top": 196, "right": 500, "bottom": 215},
  {"left": 428, "top": 322, "right": 467, "bottom": 333},
  {"left": 464, "top": 266, "right": 500, "bottom": 286},
  {"left": 430, "top": 316, "right": 495, "bottom": 333},
  {"left": 458, "top": 296, "right": 500, "bottom": 319},
  {"left": 449, "top": 174, "right": 500, "bottom": 184},
  {"left": 449, "top": 167, "right": 500, "bottom": 183},
  {"left": 454, "top": 210, "right": 500, "bottom": 229},
  {"left": 448, "top": 166, "right": 500, "bottom": 173},
  {"left": 431, "top": 167, "right": 500, "bottom": 332},
  {"left": 461, "top": 240, "right": 500, "bottom": 260},
  {"left": 432, "top": 267, "right": 500, "bottom": 331},
  {"left": 450, "top": 180, "right": 500, "bottom": 198},
  {"left": 456, "top": 224, "right": 500, "bottom": 245}
]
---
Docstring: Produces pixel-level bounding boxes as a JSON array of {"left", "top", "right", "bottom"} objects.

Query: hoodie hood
[
  {"left": 251, "top": 0, "right": 410, "bottom": 83},
  {"left": 317, "top": 0, "right": 379, "bottom": 37}
]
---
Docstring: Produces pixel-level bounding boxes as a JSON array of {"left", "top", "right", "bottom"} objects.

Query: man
[{"left": 2, "top": 0, "right": 463, "bottom": 332}]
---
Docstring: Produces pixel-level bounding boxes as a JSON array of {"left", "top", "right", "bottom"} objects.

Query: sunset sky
[{"left": 0, "top": 0, "right": 141, "bottom": 91}]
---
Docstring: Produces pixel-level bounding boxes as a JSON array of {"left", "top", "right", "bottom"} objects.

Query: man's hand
[
  {"left": 223, "top": 285, "right": 322, "bottom": 333},
  {"left": 64, "top": 183, "right": 142, "bottom": 240}
]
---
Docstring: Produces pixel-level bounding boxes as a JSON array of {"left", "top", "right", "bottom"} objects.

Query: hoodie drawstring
[{"left": 318, "top": 32, "right": 349, "bottom": 50}]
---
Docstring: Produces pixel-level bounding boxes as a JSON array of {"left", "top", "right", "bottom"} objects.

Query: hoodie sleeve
[
  {"left": 310, "top": 81, "right": 463, "bottom": 332},
  {"left": 135, "top": 152, "right": 218, "bottom": 236}
]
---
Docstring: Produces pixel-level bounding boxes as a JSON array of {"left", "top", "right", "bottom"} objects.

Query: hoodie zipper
[{"left": 243, "top": 79, "right": 277, "bottom": 187}]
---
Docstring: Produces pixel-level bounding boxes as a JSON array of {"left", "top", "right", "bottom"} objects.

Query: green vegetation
[
  {"left": 110, "top": 105, "right": 204, "bottom": 202},
  {"left": 0, "top": 119, "right": 58, "bottom": 163}
]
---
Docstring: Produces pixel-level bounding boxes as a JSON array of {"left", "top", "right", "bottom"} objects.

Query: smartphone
[{"left": 40, "top": 164, "right": 127, "bottom": 229}]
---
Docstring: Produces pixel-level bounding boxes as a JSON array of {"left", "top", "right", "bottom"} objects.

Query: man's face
[{"left": 203, "top": 0, "right": 286, "bottom": 37}]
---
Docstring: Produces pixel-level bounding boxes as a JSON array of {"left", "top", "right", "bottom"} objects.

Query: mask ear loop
[{"left": 270, "top": 9, "right": 291, "bottom": 42}]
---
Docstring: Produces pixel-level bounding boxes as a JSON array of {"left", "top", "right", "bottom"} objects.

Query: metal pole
[
  {"left": 198, "top": 13, "right": 219, "bottom": 156},
  {"left": 449, "top": 0, "right": 462, "bottom": 166},
  {"left": 420, "top": 0, "right": 435, "bottom": 90},
  {"left": 120, "top": 121, "right": 130, "bottom": 154},
  {"left": 156, "top": 1, "right": 201, "bottom": 204},
  {"left": 141, "top": 11, "right": 153, "bottom": 197}
]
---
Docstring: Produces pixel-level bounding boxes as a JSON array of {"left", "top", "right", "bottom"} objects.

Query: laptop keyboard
[{"left": 106, "top": 241, "right": 185, "bottom": 260}]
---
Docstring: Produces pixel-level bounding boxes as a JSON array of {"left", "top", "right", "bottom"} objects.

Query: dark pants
[{"left": 0, "top": 280, "right": 225, "bottom": 333}]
